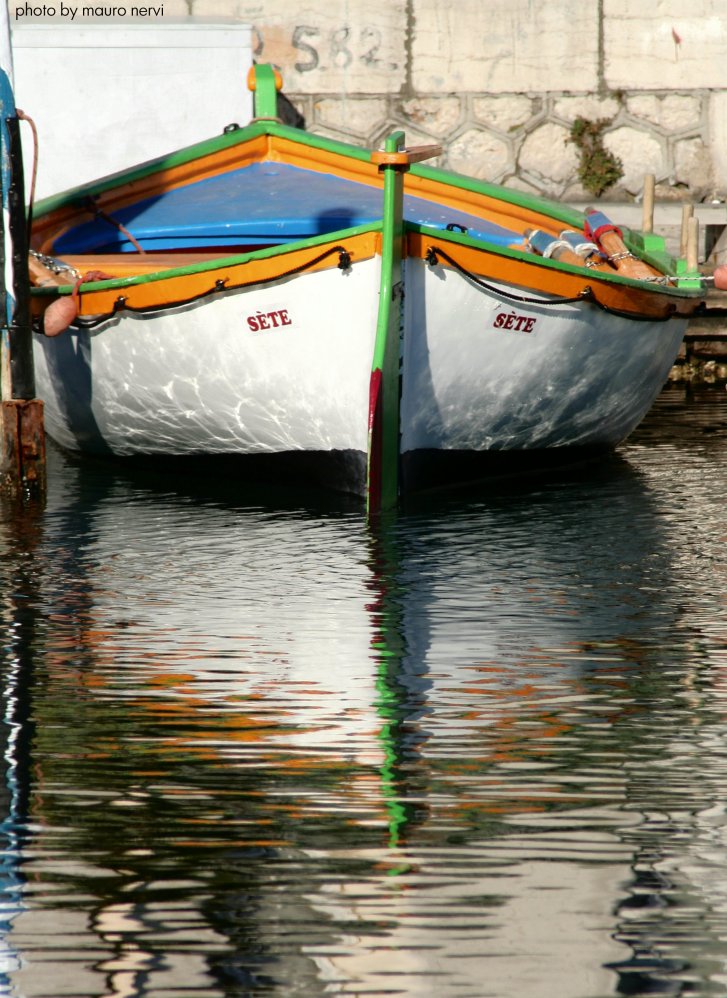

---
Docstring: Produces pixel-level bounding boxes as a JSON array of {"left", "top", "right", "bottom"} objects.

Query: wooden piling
[
  {"left": 1, "top": 398, "right": 45, "bottom": 495},
  {"left": 642, "top": 174, "right": 655, "bottom": 233},
  {"left": 686, "top": 216, "right": 699, "bottom": 273},
  {"left": 680, "top": 203, "right": 694, "bottom": 259}
]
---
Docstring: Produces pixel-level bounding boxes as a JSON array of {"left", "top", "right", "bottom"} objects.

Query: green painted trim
[
  {"left": 33, "top": 91, "right": 584, "bottom": 233},
  {"left": 408, "top": 159, "right": 587, "bottom": 230},
  {"left": 29, "top": 221, "right": 383, "bottom": 299},
  {"left": 34, "top": 120, "right": 269, "bottom": 216},
  {"left": 250, "top": 64, "right": 279, "bottom": 119},
  {"left": 38, "top": 118, "right": 581, "bottom": 233},
  {"left": 626, "top": 229, "right": 702, "bottom": 287},
  {"left": 406, "top": 221, "right": 704, "bottom": 298},
  {"left": 367, "top": 132, "right": 406, "bottom": 515},
  {"left": 33, "top": 60, "right": 696, "bottom": 294},
  {"left": 33, "top": 119, "right": 373, "bottom": 219},
  {"left": 31, "top": 211, "right": 701, "bottom": 305}
]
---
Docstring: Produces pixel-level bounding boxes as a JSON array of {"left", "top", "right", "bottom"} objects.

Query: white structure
[{"left": 10, "top": 22, "right": 252, "bottom": 199}]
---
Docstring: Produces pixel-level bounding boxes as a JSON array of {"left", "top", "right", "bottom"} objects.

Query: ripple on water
[{"left": 1, "top": 387, "right": 727, "bottom": 994}]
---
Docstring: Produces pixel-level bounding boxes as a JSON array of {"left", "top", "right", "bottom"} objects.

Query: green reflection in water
[{"left": 368, "top": 513, "right": 420, "bottom": 866}]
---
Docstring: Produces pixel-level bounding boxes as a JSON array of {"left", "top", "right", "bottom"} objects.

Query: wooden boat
[{"left": 27, "top": 64, "right": 705, "bottom": 510}]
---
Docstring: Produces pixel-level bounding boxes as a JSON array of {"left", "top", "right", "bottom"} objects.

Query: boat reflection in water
[{"left": 0, "top": 417, "right": 726, "bottom": 996}]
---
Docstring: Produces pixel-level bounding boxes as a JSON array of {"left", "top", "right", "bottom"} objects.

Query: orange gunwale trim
[
  {"left": 31, "top": 224, "right": 702, "bottom": 324},
  {"left": 270, "top": 135, "right": 582, "bottom": 244},
  {"left": 406, "top": 232, "right": 703, "bottom": 320},
  {"left": 33, "top": 134, "right": 271, "bottom": 254},
  {"left": 30, "top": 230, "right": 380, "bottom": 318}
]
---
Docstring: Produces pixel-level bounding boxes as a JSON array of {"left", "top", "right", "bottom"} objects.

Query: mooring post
[{"left": 0, "top": 16, "right": 45, "bottom": 498}]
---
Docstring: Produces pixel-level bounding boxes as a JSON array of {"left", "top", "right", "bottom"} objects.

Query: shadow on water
[{"left": 1, "top": 388, "right": 727, "bottom": 994}]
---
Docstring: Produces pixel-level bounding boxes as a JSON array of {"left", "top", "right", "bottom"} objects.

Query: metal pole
[
  {"left": 5, "top": 114, "right": 33, "bottom": 400},
  {"left": 0, "top": 24, "right": 45, "bottom": 497}
]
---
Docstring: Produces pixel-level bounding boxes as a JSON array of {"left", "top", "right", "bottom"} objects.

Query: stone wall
[
  {"left": 9, "top": 0, "right": 727, "bottom": 207},
  {"left": 192, "top": 0, "right": 727, "bottom": 207}
]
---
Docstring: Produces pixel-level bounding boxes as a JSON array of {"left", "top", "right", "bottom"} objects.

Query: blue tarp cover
[{"left": 53, "top": 161, "right": 522, "bottom": 253}]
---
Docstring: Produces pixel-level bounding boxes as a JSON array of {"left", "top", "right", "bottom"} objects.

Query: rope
[
  {"left": 68, "top": 244, "right": 353, "bottom": 329},
  {"left": 16, "top": 110, "right": 38, "bottom": 248},
  {"left": 425, "top": 243, "right": 683, "bottom": 322},
  {"left": 425, "top": 245, "right": 592, "bottom": 306},
  {"left": 83, "top": 197, "right": 147, "bottom": 255},
  {"left": 50, "top": 236, "right": 685, "bottom": 336}
]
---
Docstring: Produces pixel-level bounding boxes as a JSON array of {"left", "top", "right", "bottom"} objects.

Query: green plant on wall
[{"left": 569, "top": 116, "right": 623, "bottom": 196}]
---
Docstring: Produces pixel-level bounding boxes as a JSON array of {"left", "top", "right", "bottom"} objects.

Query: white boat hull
[
  {"left": 400, "top": 259, "right": 685, "bottom": 485},
  {"left": 33, "top": 259, "right": 380, "bottom": 486},
  {"left": 33, "top": 253, "right": 686, "bottom": 496}
]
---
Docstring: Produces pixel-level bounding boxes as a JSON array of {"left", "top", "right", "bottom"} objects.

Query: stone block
[
  {"left": 192, "top": 0, "right": 407, "bottom": 93},
  {"left": 400, "top": 98, "right": 463, "bottom": 137},
  {"left": 626, "top": 94, "right": 702, "bottom": 132},
  {"left": 602, "top": 126, "right": 664, "bottom": 193},
  {"left": 561, "top": 179, "right": 596, "bottom": 202},
  {"left": 673, "top": 137, "right": 714, "bottom": 192},
  {"left": 412, "top": 0, "right": 599, "bottom": 93},
  {"left": 313, "top": 98, "right": 387, "bottom": 140},
  {"left": 446, "top": 128, "right": 511, "bottom": 181},
  {"left": 709, "top": 93, "right": 727, "bottom": 195},
  {"left": 552, "top": 96, "right": 621, "bottom": 124},
  {"left": 518, "top": 122, "right": 579, "bottom": 187},
  {"left": 604, "top": 1, "right": 727, "bottom": 89},
  {"left": 472, "top": 96, "right": 534, "bottom": 133},
  {"left": 506, "top": 175, "right": 546, "bottom": 197}
]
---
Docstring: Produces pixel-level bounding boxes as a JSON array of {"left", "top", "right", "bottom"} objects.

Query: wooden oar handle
[
  {"left": 585, "top": 209, "right": 659, "bottom": 280},
  {"left": 525, "top": 228, "right": 584, "bottom": 267}
]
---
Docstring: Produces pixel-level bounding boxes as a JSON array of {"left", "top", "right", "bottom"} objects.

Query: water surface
[{"left": 2, "top": 384, "right": 727, "bottom": 997}]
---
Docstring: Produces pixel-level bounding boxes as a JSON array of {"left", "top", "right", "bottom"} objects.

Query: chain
[{"left": 30, "top": 249, "right": 81, "bottom": 279}]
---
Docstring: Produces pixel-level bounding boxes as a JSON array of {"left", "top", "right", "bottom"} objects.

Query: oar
[
  {"left": 584, "top": 208, "right": 660, "bottom": 280},
  {"left": 524, "top": 228, "right": 585, "bottom": 267}
]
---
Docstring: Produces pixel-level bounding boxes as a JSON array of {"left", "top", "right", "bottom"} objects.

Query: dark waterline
[{"left": 1, "top": 383, "right": 727, "bottom": 997}]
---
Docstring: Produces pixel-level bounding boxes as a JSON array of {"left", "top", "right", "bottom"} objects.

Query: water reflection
[{"left": 0, "top": 385, "right": 726, "bottom": 995}]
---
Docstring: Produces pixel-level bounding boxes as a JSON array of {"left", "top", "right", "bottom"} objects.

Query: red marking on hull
[{"left": 367, "top": 367, "right": 383, "bottom": 512}]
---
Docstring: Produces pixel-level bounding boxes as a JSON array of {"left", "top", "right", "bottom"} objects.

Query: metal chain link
[{"left": 30, "top": 249, "right": 81, "bottom": 279}]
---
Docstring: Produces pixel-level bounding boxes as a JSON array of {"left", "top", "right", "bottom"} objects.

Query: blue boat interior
[{"left": 52, "top": 161, "right": 525, "bottom": 255}]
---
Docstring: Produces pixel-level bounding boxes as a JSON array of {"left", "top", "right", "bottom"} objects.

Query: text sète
[
  {"left": 493, "top": 310, "right": 536, "bottom": 333},
  {"left": 247, "top": 309, "right": 292, "bottom": 332}
]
